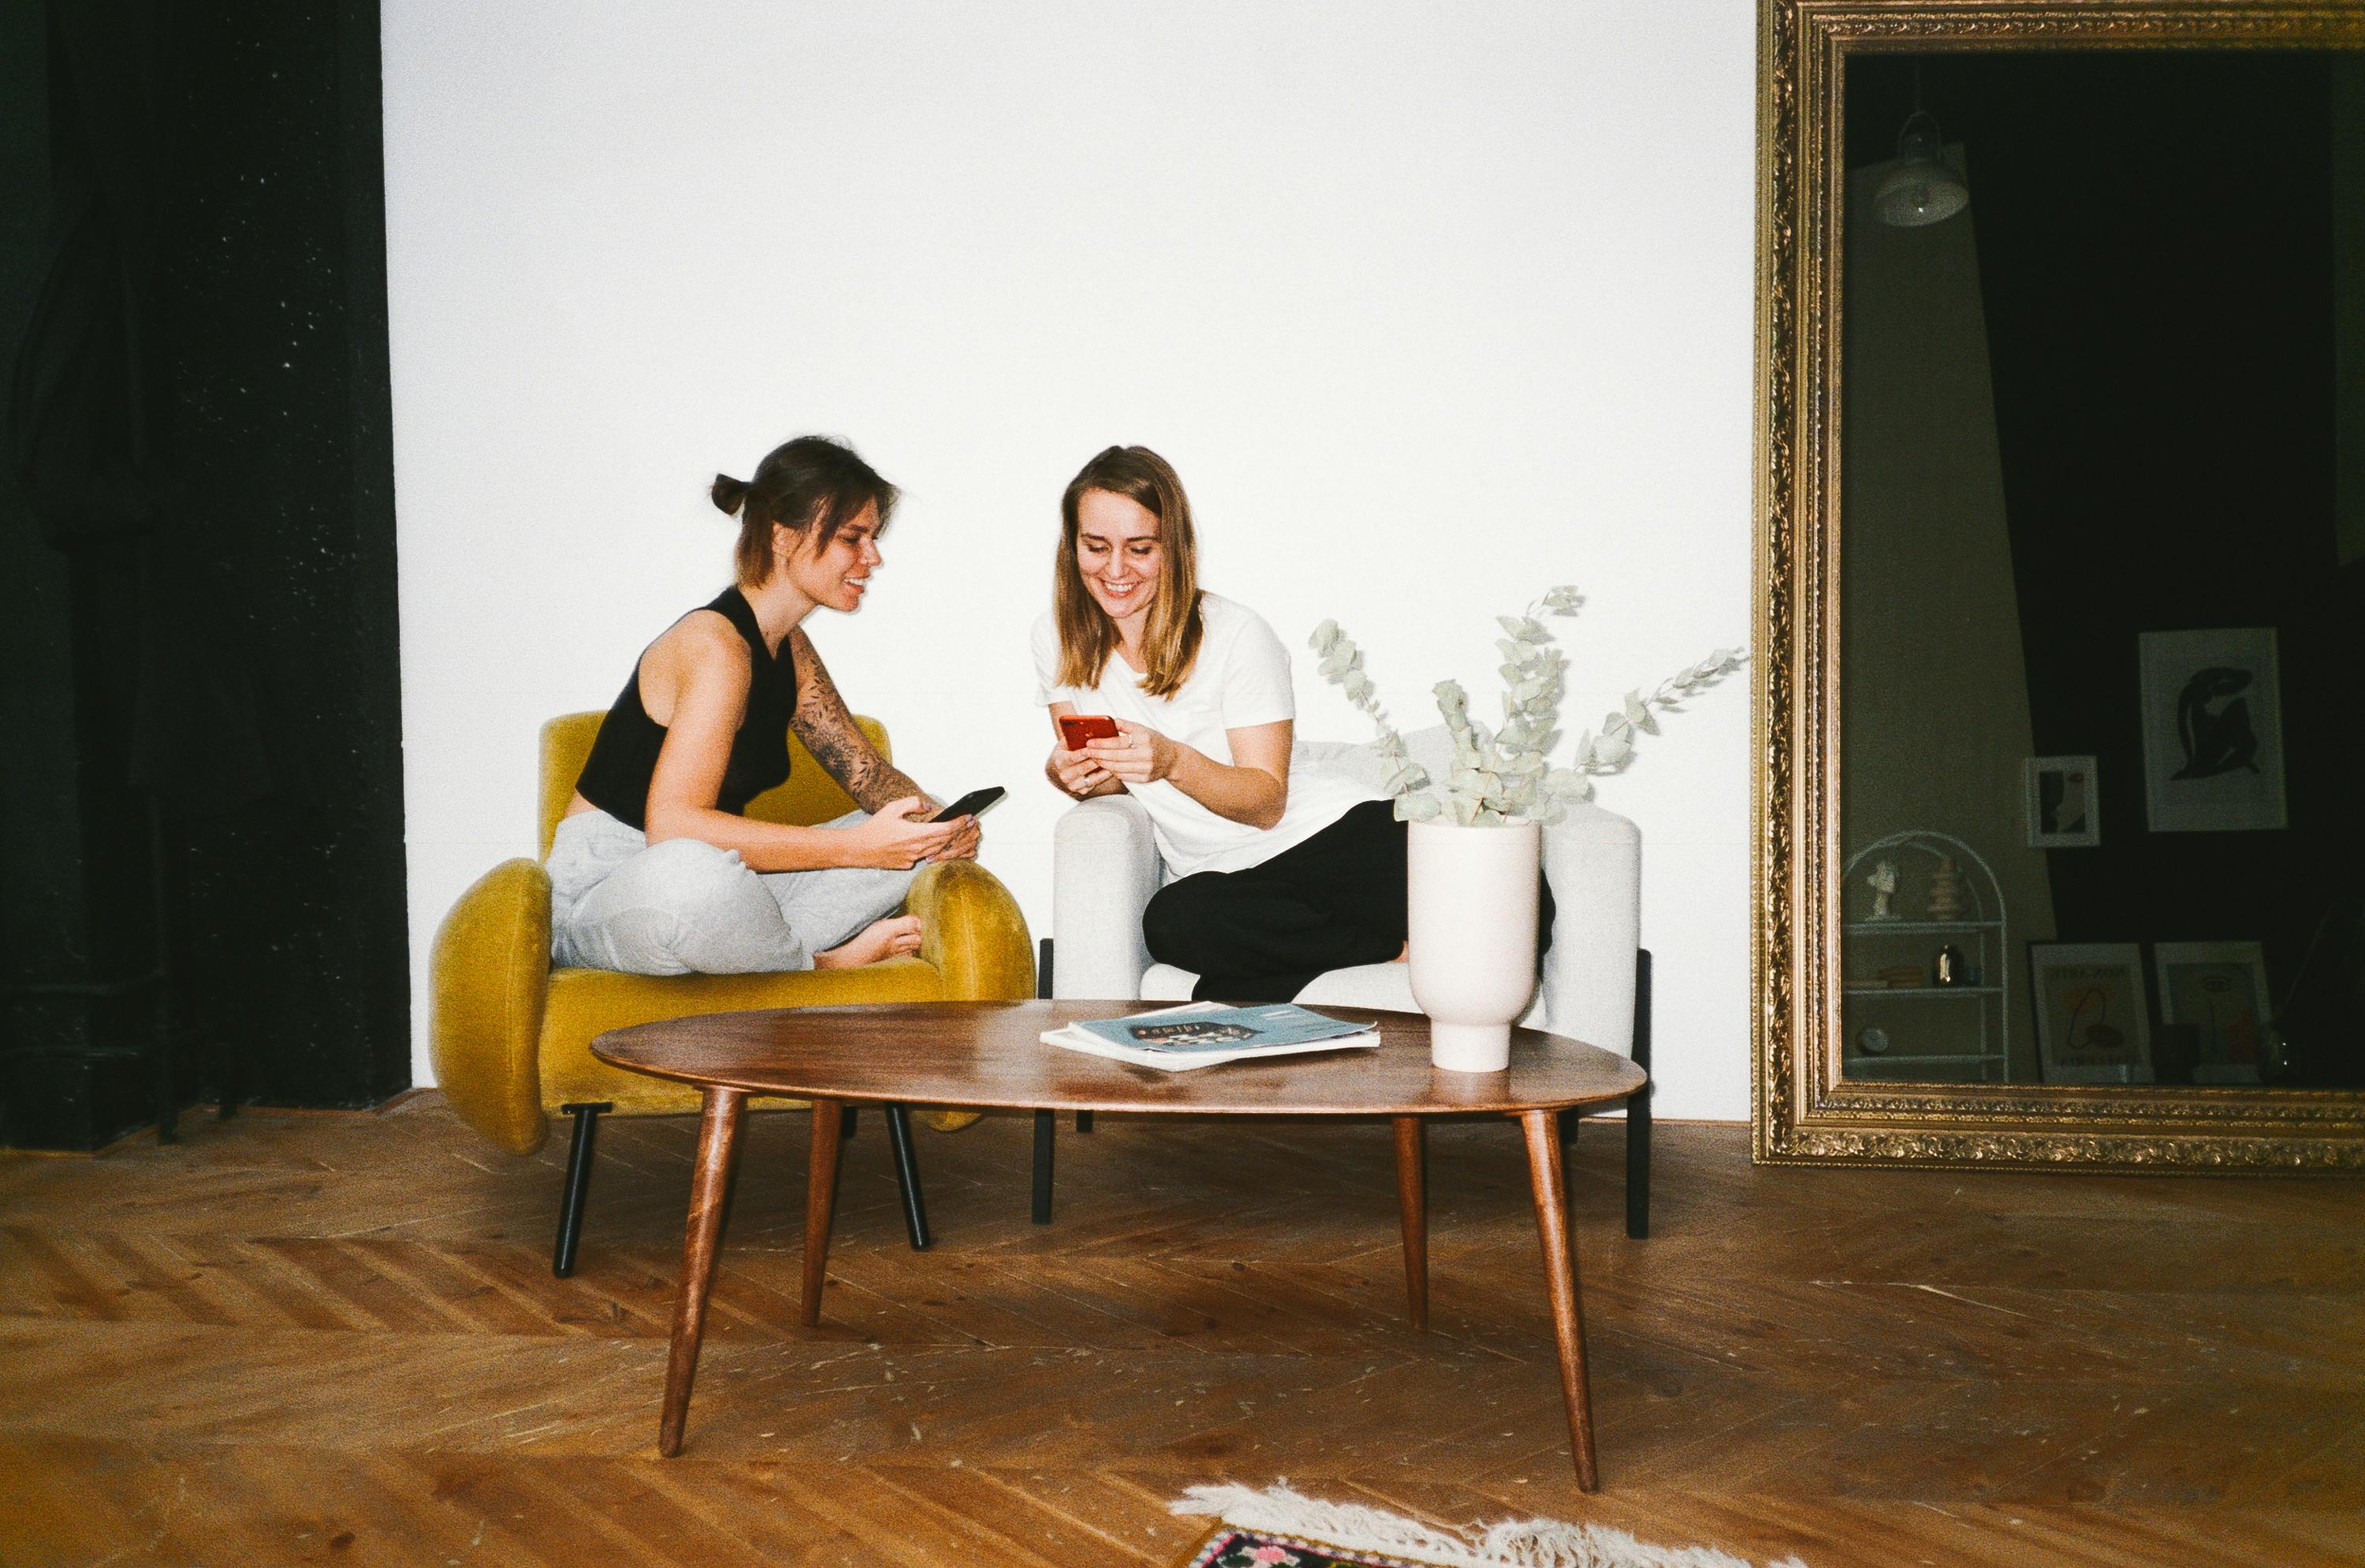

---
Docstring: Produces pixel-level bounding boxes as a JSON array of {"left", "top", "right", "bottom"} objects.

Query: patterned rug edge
[
  {"left": 1170, "top": 1521, "right": 1476, "bottom": 1568},
  {"left": 1168, "top": 1483, "right": 1811, "bottom": 1568}
]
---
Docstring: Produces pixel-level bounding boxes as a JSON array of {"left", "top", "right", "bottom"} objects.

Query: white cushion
[{"left": 1138, "top": 963, "right": 1197, "bottom": 1002}]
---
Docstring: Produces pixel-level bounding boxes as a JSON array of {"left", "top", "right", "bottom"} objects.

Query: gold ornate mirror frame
[{"left": 1752, "top": 0, "right": 2365, "bottom": 1169}]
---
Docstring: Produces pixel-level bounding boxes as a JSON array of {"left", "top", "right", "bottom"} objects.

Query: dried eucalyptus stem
[{"left": 1310, "top": 584, "right": 1742, "bottom": 827}]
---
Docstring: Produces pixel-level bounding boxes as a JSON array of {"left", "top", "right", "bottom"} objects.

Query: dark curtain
[{"left": 6, "top": 0, "right": 271, "bottom": 818}]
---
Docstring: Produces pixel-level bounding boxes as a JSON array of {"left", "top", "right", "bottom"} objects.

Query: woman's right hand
[
  {"left": 845, "top": 797, "right": 959, "bottom": 869},
  {"left": 1045, "top": 739, "right": 1115, "bottom": 800}
]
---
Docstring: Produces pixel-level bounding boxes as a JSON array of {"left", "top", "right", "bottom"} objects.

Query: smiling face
[
  {"left": 776, "top": 501, "right": 883, "bottom": 613},
  {"left": 1074, "top": 488, "right": 1164, "bottom": 634}
]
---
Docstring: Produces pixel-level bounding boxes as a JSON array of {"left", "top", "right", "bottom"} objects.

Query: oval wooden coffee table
[{"left": 592, "top": 999, "right": 1646, "bottom": 1489}]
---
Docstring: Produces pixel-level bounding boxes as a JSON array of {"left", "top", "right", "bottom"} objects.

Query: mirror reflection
[{"left": 1838, "top": 50, "right": 2365, "bottom": 1088}]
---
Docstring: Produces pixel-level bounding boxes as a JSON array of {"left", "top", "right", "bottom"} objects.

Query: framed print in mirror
[
  {"left": 1751, "top": 0, "right": 2365, "bottom": 1168},
  {"left": 2155, "top": 941, "right": 2272, "bottom": 1086},
  {"left": 2139, "top": 629, "right": 2289, "bottom": 834},
  {"left": 2024, "top": 756, "right": 2099, "bottom": 848},
  {"left": 2029, "top": 943, "right": 2154, "bottom": 1086}
]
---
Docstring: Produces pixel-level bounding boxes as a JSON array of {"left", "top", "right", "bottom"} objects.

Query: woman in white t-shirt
[{"left": 1033, "top": 444, "right": 1402, "bottom": 1001}]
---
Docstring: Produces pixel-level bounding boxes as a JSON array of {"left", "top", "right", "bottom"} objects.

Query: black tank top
[{"left": 573, "top": 587, "right": 800, "bottom": 831}]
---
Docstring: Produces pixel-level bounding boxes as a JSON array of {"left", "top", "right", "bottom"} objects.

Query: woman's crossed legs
[
  {"left": 549, "top": 809, "right": 919, "bottom": 975},
  {"left": 1144, "top": 799, "right": 1409, "bottom": 1004}
]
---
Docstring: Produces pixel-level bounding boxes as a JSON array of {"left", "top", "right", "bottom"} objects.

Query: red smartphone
[{"left": 1059, "top": 714, "right": 1119, "bottom": 750}]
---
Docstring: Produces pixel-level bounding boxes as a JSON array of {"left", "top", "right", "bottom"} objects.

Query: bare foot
[{"left": 814, "top": 914, "right": 923, "bottom": 969}]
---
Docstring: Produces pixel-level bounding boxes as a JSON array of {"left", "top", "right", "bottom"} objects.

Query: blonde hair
[{"left": 1052, "top": 445, "right": 1204, "bottom": 699}]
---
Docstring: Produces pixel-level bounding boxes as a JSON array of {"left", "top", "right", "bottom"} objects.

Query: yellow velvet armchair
[{"left": 430, "top": 712, "right": 1034, "bottom": 1273}]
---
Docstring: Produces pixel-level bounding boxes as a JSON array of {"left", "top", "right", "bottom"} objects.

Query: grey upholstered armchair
[{"left": 1041, "top": 726, "right": 1656, "bottom": 1237}]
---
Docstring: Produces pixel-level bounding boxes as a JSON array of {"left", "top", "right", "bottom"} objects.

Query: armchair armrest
[
  {"left": 430, "top": 858, "right": 554, "bottom": 1155},
  {"left": 909, "top": 858, "right": 1036, "bottom": 1000},
  {"left": 1539, "top": 803, "right": 1642, "bottom": 1055},
  {"left": 1051, "top": 793, "right": 1160, "bottom": 999}
]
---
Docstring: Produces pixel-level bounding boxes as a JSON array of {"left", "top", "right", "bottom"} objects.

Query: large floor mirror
[{"left": 1754, "top": 0, "right": 2365, "bottom": 1168}]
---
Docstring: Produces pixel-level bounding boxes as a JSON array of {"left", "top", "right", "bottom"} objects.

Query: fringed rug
[{"left": 1170, "top": 1483, "right": 1808, "bottom": 1568}]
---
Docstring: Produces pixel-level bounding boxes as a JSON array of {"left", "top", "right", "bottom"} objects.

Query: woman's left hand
[
  {"left": 912, "top": 798, "right": 983, "bottom": 862},
  {"left": 1085, "top": 720, "right": 1179, "bottom": 786},
  {"left": 931, "top": 811, "right": 982, "bottom": 862}
]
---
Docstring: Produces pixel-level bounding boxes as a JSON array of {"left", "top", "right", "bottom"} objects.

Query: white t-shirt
[{"left": 1033, "top": 591, "right": 1382, "bottom": 878}]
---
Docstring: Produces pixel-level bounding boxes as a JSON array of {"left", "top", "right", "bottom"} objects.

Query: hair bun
[{"left": 710, "top": 474, "right": 749, "bottom": 516}]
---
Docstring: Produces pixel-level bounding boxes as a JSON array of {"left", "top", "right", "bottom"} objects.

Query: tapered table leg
[
  {"left": 659, "top": 1087, "right": 746, "bottom": 1458},
  {"left": 1519, "top": 1108, "right": 1598, "bottom": 1491},
  {"left": 800, "top": 1098, "right": 846, "bottom": 1327},
  {"left": 1392, "top": 1115, "right": 1428, "bottom": 1332}
]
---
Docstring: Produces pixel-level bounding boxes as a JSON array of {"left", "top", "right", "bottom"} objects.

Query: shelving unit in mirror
[{"left": 1840, "top": 832, "right": 2009, "bottom": 1082}]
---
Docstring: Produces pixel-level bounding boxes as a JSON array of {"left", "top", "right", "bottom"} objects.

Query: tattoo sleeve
[{"left": 788, "top": 630, "right": 926, "bottom": 813}]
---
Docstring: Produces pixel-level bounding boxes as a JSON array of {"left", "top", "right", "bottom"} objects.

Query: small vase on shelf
[{"left": 1926, "top": 857, "right": 1965, "bottom": 921}]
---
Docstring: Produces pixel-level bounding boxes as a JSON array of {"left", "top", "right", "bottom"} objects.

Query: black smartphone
[{"left": 929, "top": 786, "right": 1005, "bottom": 823}]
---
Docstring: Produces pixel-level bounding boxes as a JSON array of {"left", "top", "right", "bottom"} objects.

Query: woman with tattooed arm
[{"left": 547, "top": 435, "right": 980, "bottom": 975}]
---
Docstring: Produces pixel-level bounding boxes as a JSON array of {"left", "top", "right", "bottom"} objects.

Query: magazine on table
[{"left": 1041, "top": 1002, "right": 1382, "bottom": 1071}]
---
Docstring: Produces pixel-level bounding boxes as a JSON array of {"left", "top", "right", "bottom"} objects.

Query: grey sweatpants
[{"left": 547, "top": 808, "right": 918, "bottom": 975}]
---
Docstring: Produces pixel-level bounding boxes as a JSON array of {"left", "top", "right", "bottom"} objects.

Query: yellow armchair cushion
[{"left": 541, "top": 955, "right": 944, "bottom": 1112}]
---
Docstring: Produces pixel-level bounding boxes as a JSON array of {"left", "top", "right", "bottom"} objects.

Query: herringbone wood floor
[{"left": 3, "top": 1098, "right": 2361, "bottom": 1567}]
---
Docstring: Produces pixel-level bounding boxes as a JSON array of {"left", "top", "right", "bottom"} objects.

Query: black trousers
[{"left": 1144, "top": 799, "right": 1556, "bottom": 1004}]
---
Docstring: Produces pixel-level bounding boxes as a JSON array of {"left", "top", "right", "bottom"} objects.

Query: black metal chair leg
[
  {"left": 1032, "top": 1109, "right": 1056, "bottom": 1223},
  {"left": 1626, "top": 949, "right": 1652, "bottom": 1240},
  {"left": 881, "top": 1103, "right": 931, "bottom": 1250},
  {"left": 553, "top": 1101, "right": 613, "bottom": 1276},
  {"left": 1031, "top": 937, "right": 1084, "bottom": 1218}
]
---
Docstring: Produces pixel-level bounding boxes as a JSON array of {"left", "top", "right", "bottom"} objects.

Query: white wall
[{"left": 382, "top": 1, "right": 1756, "bottom": 1119}]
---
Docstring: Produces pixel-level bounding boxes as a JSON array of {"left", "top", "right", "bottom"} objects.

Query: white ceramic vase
[{"left": 1406, "top": 818, "right": 1542, "bottom": 1073}]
